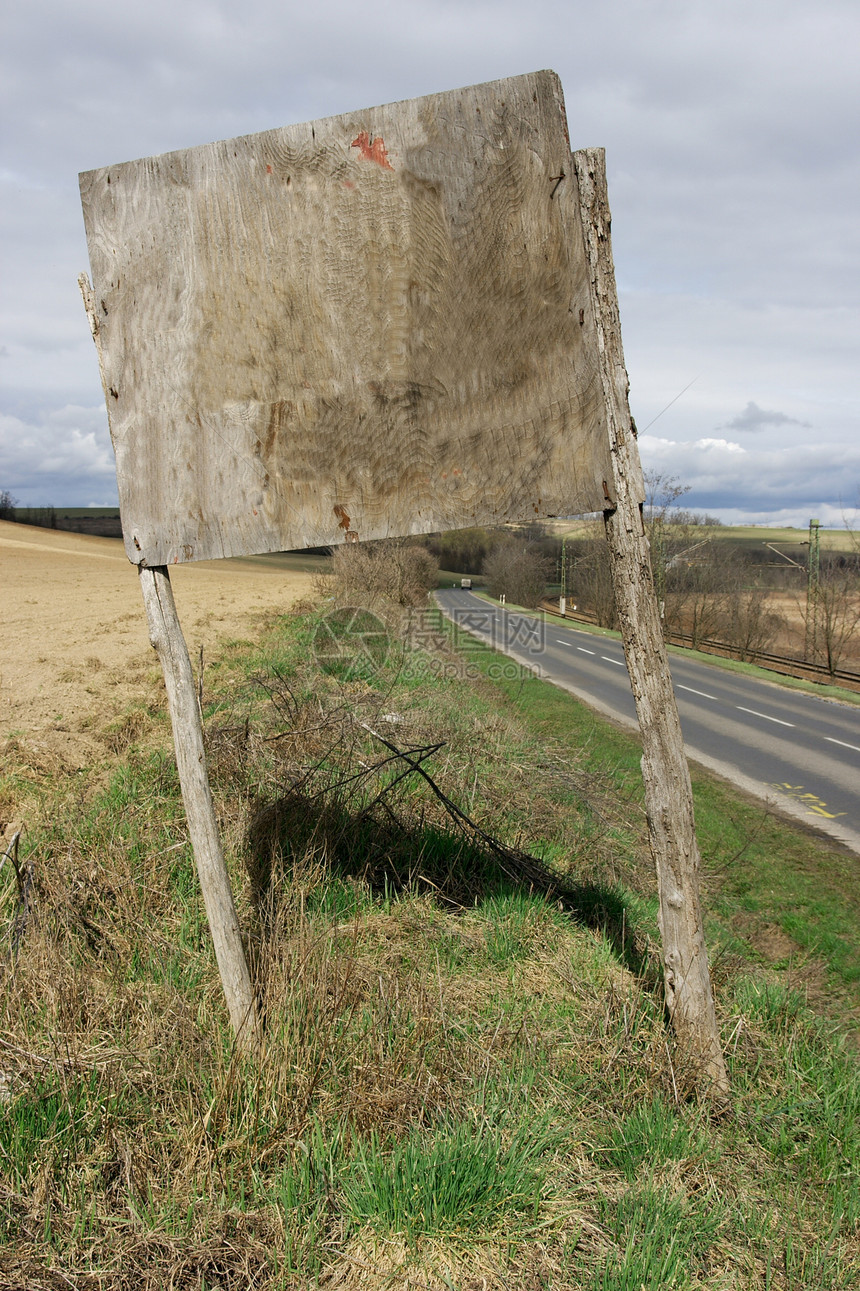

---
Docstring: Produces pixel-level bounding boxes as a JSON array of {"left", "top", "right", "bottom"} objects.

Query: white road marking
[
  {"left": 825, "top": 736, "right": 860, "bottom": 753},
  {"left": 556, "top": 638, "right": 598, "bottom": 656},
  {"left": 736, "top": 706, "right": 794, "bottom": 727},
  {"left": 602, "top": 656, "right": 626, "bottom": 667},
  {"left": 677, "top": 684, "right": 718, "bottom": 701}
]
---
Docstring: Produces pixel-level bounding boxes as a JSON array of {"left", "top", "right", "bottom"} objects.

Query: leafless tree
[
  {"left": 663, "top": 546, "right": 732, "bottom": 648},
  {"left": 805, "top": 554, "right": 860, "bottom": 677},
  {"left": 644, "top": 471, "right": 720, "bottom": 621},
  {"left": 572, "top": 473, "right": 721, "bottom": 635},
  {"left": 718, "top": 582, "right": 786, "bottom": 661},
  {"left": 483, "top": 535, "right": 554, "bottom": 608},
  {"left": 567, "top": 535, "right": 618, "bottom": 628}
]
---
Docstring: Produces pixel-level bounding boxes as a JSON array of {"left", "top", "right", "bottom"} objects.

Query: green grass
[
  {"left": 342, "top": 1108, "right": 553, "bottom": 1240},
  {"left": 2, "top": 598, "right": 859, "bottom": 1288},
  {"left": 595, "top": 1186, "right": 726, "bottom": 1290},
  {"left": 710, "top": 525, "right": 858, "bottom": 553},
  {"left": 0, "top": 1073, "right": 100, "bottom": 1194},
  {"left": 601, "top": 1095, "right": 714, "bottom": 1180},
  {"left": 478, "top": 890, "right": 561, "bottom": 965},
  {"left": 446, "top": 607, "right": 860, "bottom": 998}
]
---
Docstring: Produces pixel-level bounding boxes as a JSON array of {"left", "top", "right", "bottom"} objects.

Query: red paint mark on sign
[
  {"left": 266, "top": 164, "right": 273, "bottom": 174},
  {"left": 351, "top": 131, "right": 394, "bottom": 170}
]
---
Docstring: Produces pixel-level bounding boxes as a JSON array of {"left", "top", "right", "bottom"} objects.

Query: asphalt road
[{"left": 435, "top": 588, "right": 860, "bottom": 854}]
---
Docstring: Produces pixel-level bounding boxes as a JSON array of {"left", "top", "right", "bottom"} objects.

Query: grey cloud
[
  {"left": 639, "top": 433, "right": 860, "bottom": 516},
  {"left": 0, "top": 405, "right": 116, "bottom": 506},
  {"left": 723, "top": 402, "right": 812, "bottom": 433}
]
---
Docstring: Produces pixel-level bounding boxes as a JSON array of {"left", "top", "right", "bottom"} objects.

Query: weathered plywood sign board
[{"left": 80, "top": 70, "right": 620, "bottom": 566}]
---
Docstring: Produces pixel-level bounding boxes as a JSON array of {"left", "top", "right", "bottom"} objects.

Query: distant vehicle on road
[{"left": 460, "top": 577, "right": 472, "bottom": 589}]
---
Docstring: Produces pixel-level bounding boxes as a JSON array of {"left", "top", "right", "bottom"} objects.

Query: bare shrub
[{"left": 324, "top": 538, "right": 438, "bottom": 609}]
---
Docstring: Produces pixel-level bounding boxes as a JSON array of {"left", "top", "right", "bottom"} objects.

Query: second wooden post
[{"left": 574, "top": 147, "right": 729, "bottom": 1096}]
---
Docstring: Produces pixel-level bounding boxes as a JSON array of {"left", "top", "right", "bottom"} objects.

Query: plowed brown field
[{"left": 1, "top": 520, "right": 317, "bottom": 786}]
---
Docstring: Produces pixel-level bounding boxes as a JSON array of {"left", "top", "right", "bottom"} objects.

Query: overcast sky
[{"left": 2, "top": 0, "right": 857, "bottom": 528}]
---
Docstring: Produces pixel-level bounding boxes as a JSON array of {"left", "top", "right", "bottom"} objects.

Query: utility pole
[
  {"left": 806, "top": 518, "right": 821, "bottom": 660},
  {"left": 560, "top": 533, "right": 568, "bottom": 616},
  {"left": 651, "top": 516, "right": 667, "bottom": 621}
]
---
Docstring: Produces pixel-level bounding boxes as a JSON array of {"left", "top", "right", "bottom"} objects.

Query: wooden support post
[
  {"left": 78, "top": 274, "right": 259, "bottom": 1054},
  {"left": 139, "top": 565, "right": 261, "bottom": 1055},
  {"left": 574, "top": 148, "right": 729, "bottom": 1096}
]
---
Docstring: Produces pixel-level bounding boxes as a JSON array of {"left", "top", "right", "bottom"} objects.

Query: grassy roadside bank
[{"left": 1, "top": 601, "right": 858, "bottom": 1289}]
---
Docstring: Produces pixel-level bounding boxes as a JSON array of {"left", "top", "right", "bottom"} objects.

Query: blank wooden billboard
[{"left": 80, "top": 70, "right": 619, "bottom": 568}]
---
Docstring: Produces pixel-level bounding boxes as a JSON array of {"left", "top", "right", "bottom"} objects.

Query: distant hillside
[{"left": 12, "top": 506, "right": 123, "bottom": 538}]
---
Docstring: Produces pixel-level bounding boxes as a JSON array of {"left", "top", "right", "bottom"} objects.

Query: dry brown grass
[{"left": 1, "top": 601, "right": 858, "bottom": 1288}]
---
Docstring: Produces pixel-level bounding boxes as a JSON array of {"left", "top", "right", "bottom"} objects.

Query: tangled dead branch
[{"left": 356, "top": 720, "right": 574, "bottom": 899}]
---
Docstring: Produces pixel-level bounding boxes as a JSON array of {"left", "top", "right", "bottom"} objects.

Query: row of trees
[
  {"left": 462, "top": 474, "right": 860, "bottom": 679},
  {"left": 0, "top": 490, "right": 63, "bottom": 529},
  {"left": 564, "top": 528, "right": 791, "bottom": 660},
  {"left": 423, "top": 527, "right": 494, "bottom": 576}
]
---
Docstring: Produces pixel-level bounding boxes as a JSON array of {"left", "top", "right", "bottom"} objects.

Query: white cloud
[
  {"left": 692, "top": 438, "right": 746, "bottom": 454},
  {"left": 706, "top": 502, "right": 859, "bottom": 530},
  {"left": 640, "top": 434, "right": 747, "bottom": 457},
  {"left": 638, "top": 432, "right": 860, "bottom": 519},
  {"left": 0, "top": 404, "right": 117, "bottom": 506}
]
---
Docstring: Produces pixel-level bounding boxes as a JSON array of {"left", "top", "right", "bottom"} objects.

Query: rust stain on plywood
[
  {"left": 351, "top": 131, "right": 394, "bottom": 169},
  {"left": 333, "top": 504, "right": 351, "bottom": 531}
]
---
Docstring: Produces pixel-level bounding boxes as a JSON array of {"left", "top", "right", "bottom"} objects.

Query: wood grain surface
[{"left": 80, "top": 70, "right": 622, "bottom": 566}]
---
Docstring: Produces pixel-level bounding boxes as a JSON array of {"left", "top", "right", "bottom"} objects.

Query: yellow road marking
[{"left": 770, "top": 783, "right": 846, "bottom": 819}]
